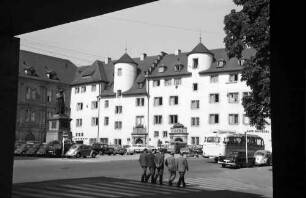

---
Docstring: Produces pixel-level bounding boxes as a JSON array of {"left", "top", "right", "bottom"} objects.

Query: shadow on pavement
[{"left": 13, "top": 176, "right": 269, "bottom": 198}]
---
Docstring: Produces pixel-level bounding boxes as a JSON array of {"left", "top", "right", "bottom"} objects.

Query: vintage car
[
  {"left": 218, "top": 151, "right": 255, "bottom": 168},
  {"left": 65, "top": 144, "right": 97, "bottom": 158},
  {"left": 254, "top": 150, "right": 272, "bottom": 166},
  {"left": 129, "top": 144, "right": 147, "bottom": 153},
  {"left": 25, "top": 142, "right": 43, "bottom": 156},
  {"left": 14, "top": 143, "right": 30, "bottom": 156},
  {"left": 36, "top": 140, "right": 72, "bottom": 157},
  {"left": 91, "top": 143, "right": 115, "bottom": 155},
  {"left": 113, "top": 146, "right": 127, "bottom": 155}
]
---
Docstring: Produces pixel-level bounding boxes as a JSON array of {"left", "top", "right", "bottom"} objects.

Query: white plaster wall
[
  {"left": 70, "top": 84, "right": 100, "bottom": 145},
  {"left": 187, "top": 53, "right": 213, "bottom": 73},
  {"left": 114, "top": 63, "right": 136, "bottom": 92}
]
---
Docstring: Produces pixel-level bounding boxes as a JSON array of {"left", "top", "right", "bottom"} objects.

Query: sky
[{"left": 17, "top": 0, "right": 240, "bottom": 66}]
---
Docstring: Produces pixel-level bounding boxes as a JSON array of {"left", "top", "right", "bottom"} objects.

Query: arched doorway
[
  {"left": 135, "top": 138, "right": 143, "bottom": 144},
  {"left": 25, "top": 132, "right": 35, "bottom": 142},
  {"left": 174, "top": 138, "right": 183, "bottom": 142}
]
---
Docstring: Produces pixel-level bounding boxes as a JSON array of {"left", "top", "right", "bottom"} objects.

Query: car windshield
[
  {"left": 206, "top": 137, "right": 220, "bottom": 143},
  {"left": 255, "top": 151, "right": 265, "bottom": 156},
  {"left": 70, "top": 145, "right": 78, "bottom": 149}
]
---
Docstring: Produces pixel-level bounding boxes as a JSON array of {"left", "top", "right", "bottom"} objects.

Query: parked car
[
  {"left": 124, "top": 145, "right": 135, "bottom": 155},
  {"left": 146, "top": 145, "right": 156, "bottom": 153},
  {"left": 14, "top": 140, "right": 25, "bottom": 151},
  {"left": 113, "top": 146, "right": 127, "bottom": 155},
  {"left": 25, "top": 142, "right": 43, "bottom": 156},
  {"left": 217, "top": 151, "right": 255, "bottom": 168},
  {"left": 36, "top": 140, "right": 71, "bottom": 157},
  {"left": 165, "top": 147, "right": 175, "bottom": 154},
  {"left": 14, "top": 143, "right": 30, "bottom": 156},
  {"left": 65, "top": 144, "right": 97, "bottom": 158},
  {"left": 180, "top": 147, "right": 191, "bottom": 155},
  {"left": 254, "top": 150, "right": 272, "bottom": 166},
  {"left": 128, "top": 144, "right": 147, "bottom": 153},
  {"left": 91, "top": 142, "right": 115, "bottom": 155}
]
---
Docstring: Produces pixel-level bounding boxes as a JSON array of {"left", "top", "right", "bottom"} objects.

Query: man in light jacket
[
  {"left": 154, "top": 149, "right": 165, "bottom": 185},
  {"left": 139, "top": 148, "right": 148, "bottom": 182},
  {"left": 176, "top": 152, "right": 189, "bottom": 187},
  {"left": 165, "top": 152, "right": 176, "bottom": 186}
]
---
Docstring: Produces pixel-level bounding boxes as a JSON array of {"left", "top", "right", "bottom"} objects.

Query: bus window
[{"left": 206, "top": 137, "right": 220, "bottom": 143}]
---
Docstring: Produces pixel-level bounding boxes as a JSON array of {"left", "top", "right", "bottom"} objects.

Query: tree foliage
[{"left": 224, "top": 0, "right": 270, "bottom": 130}]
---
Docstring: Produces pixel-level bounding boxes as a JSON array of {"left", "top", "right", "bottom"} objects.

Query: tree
[{"left": 224, "top": 0, "right": 270, "bottom": 130}]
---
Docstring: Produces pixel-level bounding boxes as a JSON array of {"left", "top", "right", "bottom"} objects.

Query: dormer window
[
  {"left": 192, "top": 58, "right": 198, "bottom": 69},
  {"left": 238, "top": 58, "right": 246, "bottom": 66},
  {"left": 216, "top": 59, "right": 226, "bottom": 68},
  {"left": 117, "top": 90, "right": 122, "bottom": 97},
  {"left": 158, "top": 65, "right": 166, "bottom": 73},
  {"left": 24, "top": 67, "right": 36, "bottom": 76},
  {"left": 174, "top": 64, "right": 183, "bottom": 72},
  {"left": 137, "top": 82, "right": 144, "bottom": 89},
  {"left": 46, "top": 71, "right": 58, "bottom": 80}
]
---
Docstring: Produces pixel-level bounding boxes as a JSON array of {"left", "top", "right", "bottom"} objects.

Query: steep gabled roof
[
  {"left": 19, "top": 50, "right": 77, "bottom": 84},
  {"left": 114, "top": 53, "right": 138, "bottom": 65},
  {"left": 187, "top": 42, "right": 214, "bottom": 56}
]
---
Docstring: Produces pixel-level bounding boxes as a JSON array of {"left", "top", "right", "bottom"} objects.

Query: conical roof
[
  {"left": 114, "top": 53, "right": 138, "bottom": 65},
  {"left": 187, "top": 42, "right": 214, "bottom": 56}
]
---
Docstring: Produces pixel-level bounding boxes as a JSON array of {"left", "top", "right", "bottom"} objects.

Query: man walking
[
  {"left": 165, "top": 152, "right": 176, "bottom": 186},
  {"left": 139, "top": 148, "right": 148, "bottom": 182},
  {"left": 146, "top": 150, "right": 156, "bottom": 183},
  {"left": 176, "top": 152, "right": 189, "bottom": 187},
  {"left": 154, "top": 149, "right": 165, "bottom": 185}
]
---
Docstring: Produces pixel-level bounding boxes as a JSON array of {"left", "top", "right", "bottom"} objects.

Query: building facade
[
  {"left": 16, "top": 50, "right": 77, "bottom": 142},
  {"left": 69, "top": 42, "right": 271, "bottom": 151}
]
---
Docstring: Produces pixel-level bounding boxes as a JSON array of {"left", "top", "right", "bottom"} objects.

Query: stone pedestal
[{"left": 46, "top": 114, "right": 72, "bottom": 142}]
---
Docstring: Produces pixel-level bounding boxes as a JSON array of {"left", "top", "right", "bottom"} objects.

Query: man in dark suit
[
  {"left": 145, "top": 150, "right": 156, "bottom": 184},
  {"left": 165, "top": 152, "right": 176, "bottom": 186},
  {"left": 176, "top": 152, "right": 189, "bottom": 187},
  {"left": 154, "top": 149, "right": 165, "bottom": 185},
  {"left": 139, "top": 148, "right": 148, "bottom": 182}
]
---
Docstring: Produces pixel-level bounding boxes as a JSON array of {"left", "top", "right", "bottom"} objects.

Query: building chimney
[
  {"left": 140, "top": 53, "right": 147, "bottom": 61},
  {"left": 105, "top": 57, "right": 111, "bottom": 64},
  {"left": 160, "top": 51, "right": 167, "bottom": 57},
  {"left": 175, "top": 49, "right": 181, "bottom": 55}
]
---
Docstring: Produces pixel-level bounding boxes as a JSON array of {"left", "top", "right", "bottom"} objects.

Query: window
[
  {"left": 91, "top": 117, "right": 99, "bottom": 126},
  {"left": 192, "top": 58, "right": 199, "bottom": 69},
  {"left": 91, "top": 101, "right": 98, "bottom": 109},
  {"left": 209, "top": 94, "right": 219, "bottom": 103},
  {"left": 51, "top": 121, "right": 57, "bottom": 129},
  {"left": 117, "top": 90, "right": 121, "bottom": 97},
  {"left": 243, "top": 92, "right": 252, "bottom": 98},
  {"left": 77, "top": 103, "right": 83, "bottom": 111},
  {"left": 217, "top": 60, "right": 225, "bottom": 68},
  {"left": 228, "top": 93, "right": 239, "bottom": 103},
  {"left": 154, "top": 131, "right": 159, "bottom": 137},
  {"left": 31, "top": 89, "right": 36, "bottom": 100},
  {"left": 163, "top": 131, "right": 168, "bottom": 137},
  {"left": 47, "top": 90, "right": 52, "bottom": 102},
  {"left": 210, "top": 75, "right": 218, "bottom": 83},
  {"left": 158, "top": 66, "right": 165, "bottom": 73},
  {"left": 100, "top": 138, "right": 108, "bottom": 144},
  {"left": 115, "top": 121, "right": 122, "bottom": 129},
  {"left": 26, "top": 87, "right": 31, "bottom": 100},
  {"left": 91, "top": 85, "right": 96, "bottom": 92},
  {"left": 191, "top": 137, "right": 200, "bottom": 145},
  {"left": 153, "top": 80, "right": 160, "bottom": 87},
  {"left": 104, "top": 100, "right": 109, "bottom": 108},
  {"left": 164, "top": 79, "right": 172, "bottom": 86},
  {"left": 174, "top": 78, "right": 181, "bottom": 86},
  {"left": 238, "top": 58, "right": 245, "bottom": 66},
  {"left": 191, "top": 100, "right": 200, "bottom": 109},
  {"left": 31, "top": 111, "right": 36, "bottom": 122},
  {"left": 75, "top": 87, "right": 80, "bottom": 94},
  {"left": 104, "top": 117, "right": 109, "bottom": 126},
  {"left": 191, "top": 117, "right": 200, "bottom": 126},
  {"left": 115, "top": 106, "right": 122, "bottom": 114},
  {"left": 81, "top": 86, "right": 86, "bottom": 93},
  {"left": 229, "top": 114, "right": 239, "bottom": 125},
  {"left": 154, "top": 97, "right": 163, "bottom": 106},
  {"left": 114, "top": 139, "right": 122, "bottom": 145},
  {"left": 25, "top": 110, "right": 30, "bottom": 122},
  {"left": 193, "top": 83, "right": 198, "bottom": 91},
  {"left": 229, "top": 74, "right": 238, "bottom": 82},
  {"left": 174, "top": 64, "right": 182, "bottom": 72},
  {"left": 154, "top": 115, "right": 162, "bottom": 125},
  {"left": 169, "top": 115, "right": 178, "bottom": 124},
  {"left": 117, "top": 68, "right": 122, "bottom": 76},
  {"left": 137, "top": 82, "right": 144, "bottom": 89},
  {"left": 243, "top": 114, "right": 250, "bottom": 125},
  {"left": 136, "top": 116, "right": 144, "bottom": 126},
  {"left": 76, "top": 119, "right": 82, "bottom": 127},
  {"left": 136, "top": 98, "right": 145, "bottom": 106},
  {"left": 169, "top": 96, "right": 178, "bottom": 105},
  {"left": 209, "top": 114, "right": 219, "bottom": 124}
]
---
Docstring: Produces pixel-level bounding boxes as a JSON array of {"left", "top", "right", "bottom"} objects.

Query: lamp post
[
  {"left": 245, "top": 131, "right": 248, "bottom": 165},
  {"left": 62, "top": 131, "right": 68, "bottom": 158}
]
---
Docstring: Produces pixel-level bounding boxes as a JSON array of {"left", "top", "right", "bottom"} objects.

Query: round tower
[
  {"left": 113, "top": 53, "right": 138, "bottom": 93},
  {"left": 187, "top": 42, "right": 214, "bottom": 72}
]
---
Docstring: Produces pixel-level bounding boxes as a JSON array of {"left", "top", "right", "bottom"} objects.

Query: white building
[{"left": 70, "top": 42, "right": 272, "bottom": 151}]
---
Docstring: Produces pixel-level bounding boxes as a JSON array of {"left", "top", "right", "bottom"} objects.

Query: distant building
[
  {"left": 16, "top": 50, "right": 77, "bottom": 142},
  {"left": 69, "top": 42, "right": 271, "bottom": 151}
]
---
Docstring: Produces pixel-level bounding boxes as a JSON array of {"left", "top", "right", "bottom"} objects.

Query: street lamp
[{"left": 245, "top": 131, "right": 248, "bottom": 165}]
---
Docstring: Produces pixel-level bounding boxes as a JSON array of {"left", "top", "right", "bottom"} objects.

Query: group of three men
[{"left": 138, "top": 148, "right": 189, "bottom": 187}]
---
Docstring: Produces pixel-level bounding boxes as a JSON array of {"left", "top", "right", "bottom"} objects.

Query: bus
[{"left": 203, "top": 131, "right": 265, "bottom": 162}]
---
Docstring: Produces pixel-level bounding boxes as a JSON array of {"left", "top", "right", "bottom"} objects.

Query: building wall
[{"left": 16, "top": 77, "right": 71, "bottom": 142}]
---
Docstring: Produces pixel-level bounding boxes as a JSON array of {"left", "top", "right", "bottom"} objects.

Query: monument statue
[{"left": 56, "top": 89, "right": 65, "bottom": 115}]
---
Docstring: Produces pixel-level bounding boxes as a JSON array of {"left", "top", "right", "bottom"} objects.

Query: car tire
[
  {"left": 76, "top": 153, "right": 81, "bottom": 158},
  {"left": 91, "top": 152, "right": 97, "bottom": 158},
  {"left": 222, "top": 164, "right": 226, "bottom": 168}
]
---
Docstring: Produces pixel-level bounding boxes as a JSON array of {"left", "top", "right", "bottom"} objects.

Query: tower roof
[
  {"left": 114, "top": 53, "right": 138, "bottom": 65},
  {"left": 187, "top": 42, "right": 214, "bottom": 56}
]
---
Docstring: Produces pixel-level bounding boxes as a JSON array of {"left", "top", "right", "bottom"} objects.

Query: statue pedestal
[{"left": 46, "top": 114, "right": 72, "bottom": 142}]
